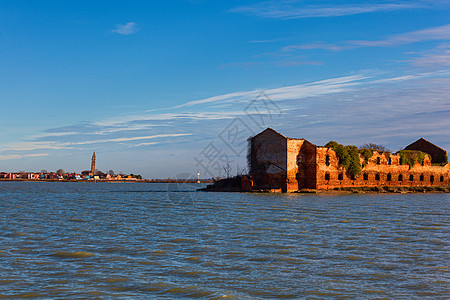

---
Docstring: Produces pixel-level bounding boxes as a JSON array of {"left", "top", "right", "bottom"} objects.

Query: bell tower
[{"left": 91, "top": 152, "right": 96, "bottom": 175}]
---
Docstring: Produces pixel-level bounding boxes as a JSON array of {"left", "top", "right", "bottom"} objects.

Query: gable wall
[
  {"left": 405, "top": 139, "right": 447, "bottom": 164},
  {"left": 250, "top": 130, "right": 287, "bottom": 190}
]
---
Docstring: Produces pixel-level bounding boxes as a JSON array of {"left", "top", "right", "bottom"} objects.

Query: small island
[{"left": 202, "top": 128, "right": 449, "bottom": 193}]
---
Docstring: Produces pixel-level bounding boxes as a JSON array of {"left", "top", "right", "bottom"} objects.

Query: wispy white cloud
[
  {"left": 411, "top": 44, "right": 450, "bottom": 68},
  {"left": 96, "top": 74, "right": 369, "bottom": 128},
  {"left": 68, "top": 133, "right": 192, "bottom": 145},
  {"left": 231, "top": 1, "right": 428, "bottom": 19},
  {"left": 133, "top": 142, "right": 160, "bottom": 147},
  {"left": 283, "top": 24, "right": 450, "bottom": 53},
  {"left": 220, "top": 59, "right": 323, "bottom": 69},
  {"left": 3, "top": 134, "right": 192, "bottom": 153},
  {"left": 172, "top": 91, "right": 255, "bottom": 109},
  {"left": 0, "top": 153, "right": 49, "bottom": 161},
  {"left": 111, "top": 22, "right": 138, "bottom": 35},
  {"left": 348, "top": 24, "right": 450, "bottom": 47},
  {"left": 95, "top": 111, "right": 251, "bottom": 127},
  {"left": 282, "top": 42, "right": 346, "bottom": 52},
  {"left": 181, "top": 74, "right": 368, "bottom": 107},
  {"left": 4, "top": 142, "right": 70, "bottom": 152},
  {"left": 370, "top": 70, "right": 450, "bottom": 83}
]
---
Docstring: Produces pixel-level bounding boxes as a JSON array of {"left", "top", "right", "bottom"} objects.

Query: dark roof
[
  {"left": 253, "top": 127, "right": 307, "bottom": 141},
  {"left": 252, "top": 127, "right": 287, "bottom": 139},
  {"left": 404, "top": 138, "right": 447, "bottom": 164}
]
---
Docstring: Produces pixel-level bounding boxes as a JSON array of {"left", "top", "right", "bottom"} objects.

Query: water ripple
[{"left": 0, "top": 182, "right": 448, "bottom": 298}]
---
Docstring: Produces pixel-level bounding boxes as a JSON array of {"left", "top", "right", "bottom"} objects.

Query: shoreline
[
  {"left": 200, "top": 185, "right": 450, "bottom": 194},
  {"left": 0, "top": 179, "right": 213, "bottom": 184}
]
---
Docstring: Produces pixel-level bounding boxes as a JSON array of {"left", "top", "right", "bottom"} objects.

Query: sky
[{"left": 1, "top": 0, "right": 449, "bottom": 178}]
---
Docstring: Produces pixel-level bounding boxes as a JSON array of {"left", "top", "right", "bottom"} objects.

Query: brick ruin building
[{"left": 246, "top": 128, "right": 449, "bottom": 192}]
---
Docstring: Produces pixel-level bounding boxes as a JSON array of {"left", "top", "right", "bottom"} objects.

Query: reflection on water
[{"left": 0, "top": 182, "right": 448, "bottom": 298}]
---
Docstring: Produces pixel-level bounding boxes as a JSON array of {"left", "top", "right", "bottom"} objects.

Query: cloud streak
[
  {"left": 231, "top": 1, "right": 428, "bottom": 19},
  {"left": 282, "top": 24, "right": 450, "bottom": 52},
  {"left": 3, "top": 134, "right": 193, "bottom": 153},
  {"left": 411, "top": 44, "right": 450, "bottom": 68},
  {"left": 0, "top": 153, "right": 49, "bottom": 161}
]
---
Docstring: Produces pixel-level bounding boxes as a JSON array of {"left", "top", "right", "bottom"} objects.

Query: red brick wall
[
  {"left": 315, "top": 148, "right": 449, "bottom": 189},
  {"left": 287, "top": 139, "right": 316, "bottom": 191}
]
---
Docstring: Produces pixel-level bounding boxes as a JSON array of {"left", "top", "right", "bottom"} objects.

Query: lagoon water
[{"left": 0, "top": 181, "right": 448, "bottom": 299}]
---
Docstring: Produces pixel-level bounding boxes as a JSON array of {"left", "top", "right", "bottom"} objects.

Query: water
[{"left": 0, "top": 181, "right": 448, "bottom": 299}]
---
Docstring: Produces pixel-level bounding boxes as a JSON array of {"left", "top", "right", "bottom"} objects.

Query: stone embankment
[{"left": 201, "top": 177, "right": 450, "bottom": 194}]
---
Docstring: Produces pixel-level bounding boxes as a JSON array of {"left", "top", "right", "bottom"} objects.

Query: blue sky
[{"left": 1, "top": 0, "right": 450, "bottom": 178}]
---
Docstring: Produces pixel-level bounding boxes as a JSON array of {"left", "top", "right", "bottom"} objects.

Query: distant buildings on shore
[
  {"left": 0, "top": 152, "right": 142, "bottom": 181},
  {"left": 0, "top": 171, "right": 142, "bottom": 181}
]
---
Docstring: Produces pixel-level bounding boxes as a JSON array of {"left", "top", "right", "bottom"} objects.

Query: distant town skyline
[{"left": 1, "top": 0, "right": 450, "bottom": 178}]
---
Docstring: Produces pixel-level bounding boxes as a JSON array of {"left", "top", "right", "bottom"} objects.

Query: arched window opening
[
  {"left": 420, "top": 174, "right": 424, "bottom": 181},
  {"left": 440, "top": 176, "right": 444, "bottom": 182},
  {"left": 375, "top": 174, "right": 380, "bottom": 181},
  {"left": 325, "top": 173, "right": 330, "bottom": 180},
  {"left": 325, "top": 155, "right": 330, "bottom": 166},
  {"left": 387, "top": 174, "right": 392, "bottom": 181},
  {"left": 377, "top": 157, "right": 381, "bottom": 165},
  {"left": 338, "top": 173, "right": 343, "bottom": 180},
  {"left": 409, "top": 175, "right": 414, "bottom": 181},
  {"left": 430, "top": 175, "right": 434, "bottom": 183},
  {"left": 398, "top": 174, "right": 403, "bottom": 181},
  {"left": 363, "top": 173, "right": 368, "bottom": 180},
  {"left": 388, "top": 157, "right": 392, "bottom": 165}
]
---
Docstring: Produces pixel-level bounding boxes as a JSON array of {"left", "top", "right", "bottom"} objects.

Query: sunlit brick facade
[{"left": 247, "top": 128, "right": 449, "bottom": 192}]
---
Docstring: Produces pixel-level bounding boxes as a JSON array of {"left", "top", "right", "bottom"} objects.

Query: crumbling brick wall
[
  {"left": 287, "top": 139, "right": 316, "bottom": 191},
  {"left": 315, "top": 148, "right": 449, "bottom": 189}
]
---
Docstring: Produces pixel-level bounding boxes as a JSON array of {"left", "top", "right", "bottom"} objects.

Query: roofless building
[{"left": 247, "top": 128, "right": 449, "bottom": 192}]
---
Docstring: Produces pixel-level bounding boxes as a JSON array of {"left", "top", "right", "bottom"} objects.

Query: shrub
[
  {"left": 397, "top": 150, "right": 430, "bottom": 169},
  {"left": 325, "top": 141, "right": 362, "bottom": 177},
  {"left": 361, "top": 143, "right": 390, "bottom": 153},
  {"left": 359, "top": 148, "right": 373, "bottom": 166}
]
